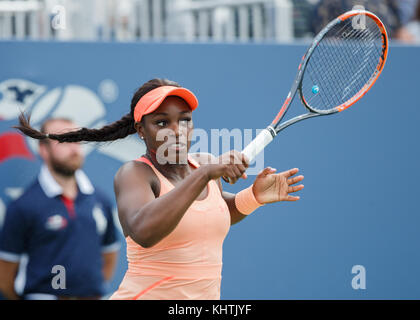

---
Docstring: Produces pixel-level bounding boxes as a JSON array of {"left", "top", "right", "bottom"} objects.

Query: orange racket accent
[
  {"left": 239, "top": 10, "right": 388, "bottom": 163},
  {"left": 335, "top": 11, "right": 388, "bottom": 112},
  {"left": 132, "top": 276, "right": 174, "bottom": 300},
  {"left": 271, "top": 95, "right": 291, "bottom": 126},
  {"left": 298, "top": 54, "right": 306, "bottom": 71},
  {"left": 301, "top": 94, "right": 309, "bottom": 108},
  {"left": 337, "top": 63, "right": 384, "bottom": 112},
  {"left": 338, "top": 10, "right": 389, "bottom": 73},
  {"left": 339, "top": 11, "right": 357, "bottom": 21}
]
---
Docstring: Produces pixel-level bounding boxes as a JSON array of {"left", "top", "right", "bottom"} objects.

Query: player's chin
[{"left": 164, "top": 144, "right": 189, "bottom": 164}]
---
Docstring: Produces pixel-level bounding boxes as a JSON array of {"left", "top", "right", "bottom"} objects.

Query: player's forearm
[
  {"left": 222, "top": 191, "right": 248, "bottom": 225},
  {"left": 129, "top": 166, "right": 210, "bottom": 248}
]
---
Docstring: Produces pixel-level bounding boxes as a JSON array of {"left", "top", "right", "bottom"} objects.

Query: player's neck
[{"left": 145, "top": 151, "right": 191, "bottom": 180}]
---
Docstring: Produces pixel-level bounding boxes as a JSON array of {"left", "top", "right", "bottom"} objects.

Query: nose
[{"left": 168, "top": 121, "right": 188, "bottom": 140}]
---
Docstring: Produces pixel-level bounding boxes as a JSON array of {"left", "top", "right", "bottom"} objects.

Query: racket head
[{"left": 299, "top": 10, "right": 389, "bottom": 115}]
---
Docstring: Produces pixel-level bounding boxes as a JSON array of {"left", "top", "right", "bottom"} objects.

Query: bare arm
[
  {"left": 222, "top": 191, "right": 249, "bottom": 225},
  {"left": 114, "top": 152, "right": 247, "bottom": 248},
  {"left": 191, "top": 153, "right": 248, "bottom": 225},
  {"left": 0, "top": 260, "right": 20, "bottom": 300},
  {"left": 115, "top": 161, "right": 210, "bottom": 248},
  {"left": 191, "top": 153, "right": 304, "bottom": 226},
  {"left": 102, "top": 251, "right": 118, "bottom": 281}
]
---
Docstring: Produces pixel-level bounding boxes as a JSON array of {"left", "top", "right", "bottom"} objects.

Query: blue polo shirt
[{"left": 0, "top": 166, "right": 120, "bottom": 299}]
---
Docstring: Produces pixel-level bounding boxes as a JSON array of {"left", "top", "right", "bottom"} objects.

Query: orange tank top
[{"left": 110, "top": 154, "right": 230, "bottom": 300}]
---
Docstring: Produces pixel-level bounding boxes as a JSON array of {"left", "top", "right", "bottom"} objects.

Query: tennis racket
[{"left": 229, "top": 10, "right": 388, "bottom": 176}]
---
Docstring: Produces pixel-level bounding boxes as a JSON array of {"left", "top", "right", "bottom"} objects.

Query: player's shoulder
[
  {"left": 189, "top": 152, "right": 218, "bottom": 166},
  {"left": 114, "top": 158, "right": 156, "bottom": 187}
]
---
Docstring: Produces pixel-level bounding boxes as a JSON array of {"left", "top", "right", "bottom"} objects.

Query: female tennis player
[{"left": 15, "top": 78, "right": 304, "bottom": 300}]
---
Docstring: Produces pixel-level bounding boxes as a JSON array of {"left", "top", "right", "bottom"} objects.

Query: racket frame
[
  {"left": 225, "top": 10, "right": 389, "bottom": 181},
  {"left": 270, "top": 10, "right": 388, "bottom": 136}
]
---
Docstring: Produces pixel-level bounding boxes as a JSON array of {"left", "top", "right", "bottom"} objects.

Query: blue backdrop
[{"left": 0, "top": 40, "right": 419, "bottom": 299}]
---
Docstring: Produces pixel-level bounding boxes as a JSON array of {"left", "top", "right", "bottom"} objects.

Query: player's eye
[
  {"left": 155, "top": 120, "right": 167, "bottom": 127},
  {"left": 179, "top": 118, "right": 192, "bottom": 126}
]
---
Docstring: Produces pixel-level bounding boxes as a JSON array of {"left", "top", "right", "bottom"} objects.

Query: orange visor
[{"left": 133, "top": 86, "right": 198, "bottom": 123}]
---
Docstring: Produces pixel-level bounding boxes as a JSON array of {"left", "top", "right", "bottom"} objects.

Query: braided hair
[{"left": 14, "top": 78, "right": 181, "bottom": 143}]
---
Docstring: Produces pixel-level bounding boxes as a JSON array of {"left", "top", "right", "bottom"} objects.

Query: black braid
[{"left": 13, "top": 78, "right": 181, "bottom": 143}]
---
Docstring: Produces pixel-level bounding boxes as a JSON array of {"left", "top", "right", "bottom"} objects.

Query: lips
[{"left": 167, "top": 142, "right": 187, "bottom": 150}]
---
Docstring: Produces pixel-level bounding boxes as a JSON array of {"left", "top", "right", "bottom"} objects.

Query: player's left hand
[{"left": 252, "top": 167, "right": 304, "bottom": 204}]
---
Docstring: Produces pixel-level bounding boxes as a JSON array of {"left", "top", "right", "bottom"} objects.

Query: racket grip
[
  {"left": 242, "top": 127, "right": 275, "bottom": 163},
  {"left": 222, "top": 127, "right": 275, "bottom": 184}
]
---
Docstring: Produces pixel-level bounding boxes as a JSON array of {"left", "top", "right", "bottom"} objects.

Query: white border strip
[{"left": 0, "top": 250, "right": 21, "bottom": 262}]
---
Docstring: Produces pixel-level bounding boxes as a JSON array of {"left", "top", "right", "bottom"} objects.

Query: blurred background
[
  {"left": 0, "top": 0, "right": 419, "bottom": 43},
  {"left": 1, "top": 0, "right": 420, "bottom": 300}
]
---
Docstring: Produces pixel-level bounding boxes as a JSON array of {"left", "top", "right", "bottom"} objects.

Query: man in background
[{"left": 0, "top": 118, "right": 119, "bottom": 300}]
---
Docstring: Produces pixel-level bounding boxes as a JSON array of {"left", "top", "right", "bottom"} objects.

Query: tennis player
[{"left": 15, "top": 78, "right": 304, "bottom": 300}]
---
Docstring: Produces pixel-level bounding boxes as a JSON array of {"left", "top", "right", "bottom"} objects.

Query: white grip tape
[{"left": 242, "top": 128, "right": 274, "bottom": 163}]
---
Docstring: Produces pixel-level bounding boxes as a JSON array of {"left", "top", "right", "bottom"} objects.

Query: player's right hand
[{"left": 202, "top": 150, "right": 249, "bottom": 184}]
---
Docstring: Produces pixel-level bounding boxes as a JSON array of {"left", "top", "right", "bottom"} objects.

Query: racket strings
[
  {"left": 306, "top": 23, "right": 380, "bottom": 108},
  {"left": 337, "top": 25, "right": 382, "bottom": 87},
  {"left": 301, "top": 16, "right": 383, "bottom": 112},
  {"left": 311, "top": 27, "right": 379, "bottom": 106},
  {"left": 322, "top": 20, "right": 382, "bottom": 89},
  {"left": 304, "top": 21, "right": 381, "bottom": 110}
]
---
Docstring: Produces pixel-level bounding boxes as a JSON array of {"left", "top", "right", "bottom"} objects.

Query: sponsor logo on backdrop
[{"left": 0, "top": 79, "right": 144, "bottom": 228}]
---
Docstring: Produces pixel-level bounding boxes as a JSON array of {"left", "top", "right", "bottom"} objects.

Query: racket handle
[
  {"left": 222, "top": 127, "right": 275, "bottom": 184},
  {"left": 242, "top": 127, "right": 275, "bottom": 163}
]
